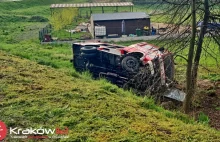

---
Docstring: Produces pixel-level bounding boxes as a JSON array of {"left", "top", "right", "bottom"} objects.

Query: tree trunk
[
  {"left": 192, "top": 0, "right": 210, "bottom": 88},
  {"left": 183, "top": 0, "right": 197, "bottom": 113}
]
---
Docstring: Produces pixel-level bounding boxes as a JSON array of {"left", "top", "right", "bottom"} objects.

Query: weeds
[
  {"left": 198, "top": 112, "right": 210, "bottom": 125},
  {"left": 215, "top": 107, "right": 220, "bottom": 111}
]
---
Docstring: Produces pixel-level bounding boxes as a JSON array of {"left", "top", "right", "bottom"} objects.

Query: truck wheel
[
  {"left": 81, "top": 46, "right": 97, "bottom": 54},
  {"left": 81, "top": 53, "right": 96, "bottom": 58},
  {"left": 121, "top": 56, "right": 140, "bottom": 73}
]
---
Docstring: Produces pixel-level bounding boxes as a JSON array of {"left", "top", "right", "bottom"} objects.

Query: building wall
[{"left": 93, "top": 18, "right": 150, "bottom": 37}]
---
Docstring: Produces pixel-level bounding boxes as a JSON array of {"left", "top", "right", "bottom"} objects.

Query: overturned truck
[{"left": 71, "top": 41, "right": 185, "bottom": 102}]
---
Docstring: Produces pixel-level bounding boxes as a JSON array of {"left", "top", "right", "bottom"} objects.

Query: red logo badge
[{"left": 0, "top": 121, "right": 7, "bottom": 140}]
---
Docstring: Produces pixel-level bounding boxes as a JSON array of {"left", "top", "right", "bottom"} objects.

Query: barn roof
[
  {"left": 91, "top": 12, "right": 150, "bottom": 21},
  {"left": 50, "top": 2, "right": 133, "bottom": 8}
]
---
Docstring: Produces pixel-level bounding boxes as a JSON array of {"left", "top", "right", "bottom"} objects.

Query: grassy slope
[
  {"left": 0, "top": 0, "right": 220, "bottom": 141},
  {"left": 1, "top": 51, "right": 220, "bottom": 141}
]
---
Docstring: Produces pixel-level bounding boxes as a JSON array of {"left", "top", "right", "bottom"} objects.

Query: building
[{"left": 90, "top": 12, "right": 150, "bottom": 38}]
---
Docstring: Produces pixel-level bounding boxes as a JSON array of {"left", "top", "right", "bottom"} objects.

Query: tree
[
  {"left": 184, "top": 0, "right": 197, "bottom": 113},
  {"left": 50, "top": 8, "right": 78, "bottom": 31},
  {"left": 185, "top": 0, "right": 210, "bottom": 113}
]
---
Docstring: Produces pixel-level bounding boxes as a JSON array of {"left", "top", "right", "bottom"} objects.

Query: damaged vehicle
[{"left": 71, "top": 41, "right": 185, "bottom": 102}]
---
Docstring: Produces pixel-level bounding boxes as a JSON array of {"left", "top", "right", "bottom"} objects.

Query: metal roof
[
  {"left": 91, "top": 12, "right": 150, "bottom": 21},
  {"left": 50, "top": 2, "right": 133, "bottom": 8}
]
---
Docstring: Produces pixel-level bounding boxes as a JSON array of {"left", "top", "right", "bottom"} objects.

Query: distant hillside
[{"left": 0, "top": 51, "right": 219, "bottom": 141}]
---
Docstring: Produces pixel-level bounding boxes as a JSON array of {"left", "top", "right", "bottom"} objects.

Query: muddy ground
[
  {"left": 192, "top": 80, "right": 220, "bottom": 130},
  {"left": 171, "top": 80, "right": 220, "bottom": 130}
]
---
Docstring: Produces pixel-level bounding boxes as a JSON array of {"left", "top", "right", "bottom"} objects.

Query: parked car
[
  {"left": 197, "top": 21, "right": 220, "bottom": 32},
  {"left": 71, "top": 41, "right": 175, "bottom": 93}
]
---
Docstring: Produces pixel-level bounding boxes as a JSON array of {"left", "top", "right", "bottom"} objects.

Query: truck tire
[
  {"left": 81, "top": 46, "right": 97, "bottom": 54},
  {"left": 121, "top": 56, "right": 140, "bottom": 73},
  {"left": 81, "top": 53, "right": 96, "bottom": 58}
]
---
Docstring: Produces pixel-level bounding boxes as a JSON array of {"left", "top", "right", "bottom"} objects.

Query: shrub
[{"left": 28, "top": 16, "right": 49, "bottom": 22}]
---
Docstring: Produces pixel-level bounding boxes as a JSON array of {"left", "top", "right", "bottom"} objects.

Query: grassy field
[{"left": 0, "top": 0, "right": 220, "bottom": 141}]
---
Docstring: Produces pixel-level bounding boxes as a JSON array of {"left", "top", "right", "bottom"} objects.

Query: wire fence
[{"left": 39, "top": 24, "right": 52, "bottom": 42}]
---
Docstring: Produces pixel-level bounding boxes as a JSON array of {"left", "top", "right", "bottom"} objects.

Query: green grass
[
  {"left": 1, "top": 51, "right": 220, "bottom": 141},
  {"left": 198, "top": 112, "right": 210, "bottom": 125},
  {"left": 52, "top": 29, "right": 91, "bottom": 40},
  {"left": 0, "top": 40, "right": 73, "bottom": 70},
  {"left": 0, "top": 0, "right": 88, "bottom": 41}
]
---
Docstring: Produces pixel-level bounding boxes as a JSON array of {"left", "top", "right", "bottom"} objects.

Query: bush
[{"left": 28, "top": 16, "right": 49, "bottom": 22}]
